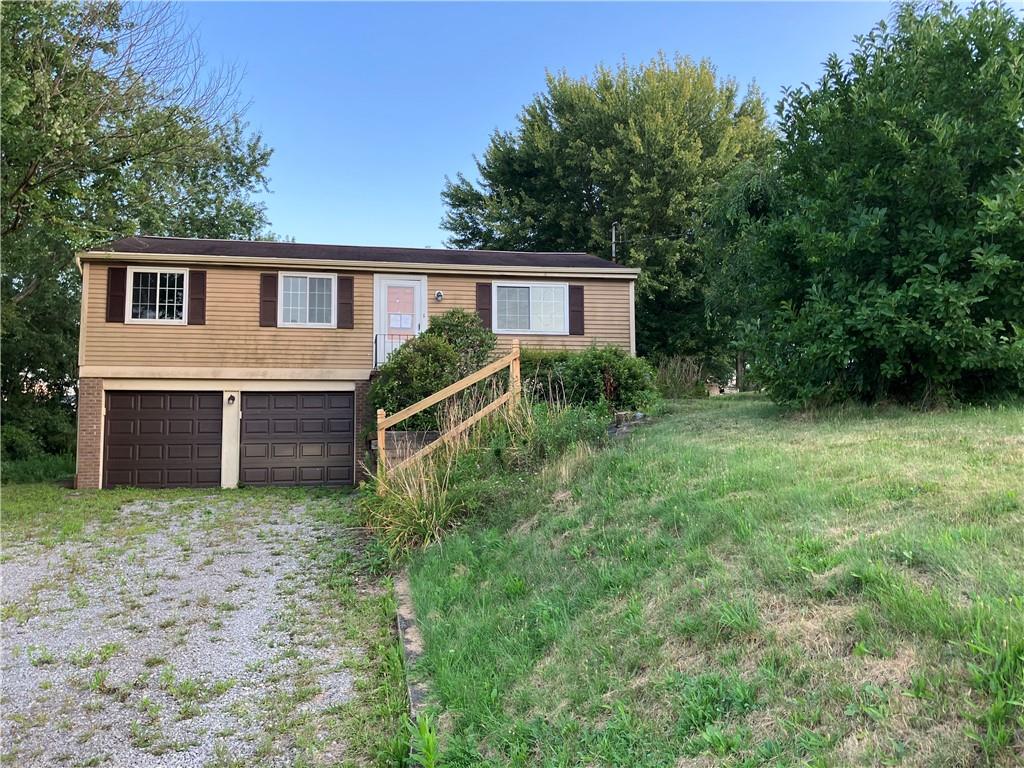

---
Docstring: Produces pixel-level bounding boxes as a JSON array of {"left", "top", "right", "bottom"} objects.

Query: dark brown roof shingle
[{"left": 101, "top": 236, "right": 628, "bottom": 270}]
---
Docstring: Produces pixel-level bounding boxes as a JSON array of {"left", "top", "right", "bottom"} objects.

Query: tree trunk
[{"left": 736, "top": 352, "right": 746, "bottom": 391}]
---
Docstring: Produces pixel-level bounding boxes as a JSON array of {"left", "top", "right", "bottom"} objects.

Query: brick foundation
[
  {"left": 353, "top": 379, "right": 372, "bottom": 482},
  {"left": 75, "top": 377, "right": 104, "bottom": 489}
]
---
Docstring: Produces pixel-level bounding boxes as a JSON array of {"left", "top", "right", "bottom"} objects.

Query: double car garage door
[{"left": 103, "top": 390, "right": 354, "bottom": 489}]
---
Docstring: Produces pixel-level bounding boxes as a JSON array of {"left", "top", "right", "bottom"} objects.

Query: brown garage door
[
  {"left": 239, "top": 392, "right": 354, "bottom": 486},
  {"left": 104, "top": 391, "right": 223, "bottom": 488}
]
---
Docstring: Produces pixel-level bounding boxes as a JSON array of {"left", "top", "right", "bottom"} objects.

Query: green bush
[
  {"left": 368, "top": 309, "right": 498, "bottom": 431},
  {"left": 742, "top": 3, "right": 1024, "bottom": 406},
  {"left": 1, "top": 453, "right": 76, "bottom": 485},
  {"left": 421, "top": 308, "right": 496, "bottom": 378},
  {"left": 521, "top": 346, "right": 659, "bottom": 411},
  {"left": 367, "top": 335, "right": 460, "bottom": 431},
  {"left": 1, "top": 402, "right": 76, "bottom": 460}
]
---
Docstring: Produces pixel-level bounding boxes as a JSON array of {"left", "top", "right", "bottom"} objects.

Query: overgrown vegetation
[
  {"left": 368, "top": 309, "right": 498, "bottom": 431},
  {"left": 360, "top": 390, "right": 611, "bottom": 560},
  {"left": 406, "top": 395, "right": 1024, "bottom": 766},
  {"left": 443, "top": 2, "right": 1024, "bottom": 408},
  {"left": 718, "top": 2, "right": 1024, "bottom": 407},
  {"left": 520, "top": 346, "right": 659, "bottom": 412},
  {"left": 1, "top": 452, "right": 75, "bottom": 485}
]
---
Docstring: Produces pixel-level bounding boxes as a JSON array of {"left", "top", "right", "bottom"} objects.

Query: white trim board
[
  {"left": 101, "top": 379, "right": 357, "bottom": 392},
  {"left": 80, "top": 366, "right": 372, "bottom": 381}
]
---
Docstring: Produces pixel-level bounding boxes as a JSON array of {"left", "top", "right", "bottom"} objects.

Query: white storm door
[{"left": 374, "top": 276, "right": 426, "bottom": 365}]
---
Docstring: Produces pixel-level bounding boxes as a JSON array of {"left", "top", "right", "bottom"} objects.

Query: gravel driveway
[{"left": 2, "top": 491, "right": 376, "bottom": 767}]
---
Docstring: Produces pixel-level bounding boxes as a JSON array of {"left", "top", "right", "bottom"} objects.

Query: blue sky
[{"left": 181, "top": 2, "right": 890, "bottom": 247}]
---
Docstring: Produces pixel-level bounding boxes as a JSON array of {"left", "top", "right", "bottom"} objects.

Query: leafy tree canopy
[
  {"left": 1, "top": 1, "right": 273, "bottom": 457},
  {"left": 441, "top": 54, "right": 773, "bottom": 357},
  {"left": 739, "top": 1, "right": 1023, "bottom": 406}
]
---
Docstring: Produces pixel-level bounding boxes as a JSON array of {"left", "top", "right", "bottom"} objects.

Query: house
[{"left": 74, "top": 236, "right": 640, "bottom": 489}]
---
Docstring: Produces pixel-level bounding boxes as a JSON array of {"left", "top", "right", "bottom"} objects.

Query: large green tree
[
  {"left": 1, "top": 2, "right": 273, "bottom": 457},
  {"left": 740, "top": 1, "right": 1023, "bottom": 406},
  {"left": 441, "top": 55, "right": 772, "bottom": 357}
]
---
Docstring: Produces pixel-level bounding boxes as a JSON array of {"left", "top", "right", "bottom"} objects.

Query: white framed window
[
  {"left": 278, "top": 272, "right": 336, "bottom": 328},
  {"left": 493, "top": 282, "right": 569, "bottom": 335},
  {"left": 125, "top": 267, "right": 188, "bottom": 324}
]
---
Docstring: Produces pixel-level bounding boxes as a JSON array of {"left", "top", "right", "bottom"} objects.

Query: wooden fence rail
[{"left": 377, "top": 339, "right": 521, "bottom": 476}]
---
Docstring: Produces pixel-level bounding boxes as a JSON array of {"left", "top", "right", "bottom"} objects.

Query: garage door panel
[
  {"left": 242, "top": 443, "right": 268, "bottom": 459},
  {"left": 196, "top": 445, "right": 220, "bottom": 460},
  {"left": 107, "top": 392, "right": 136, "bottom": 410},
  {"left": 271, "top": 466, "right": 297, "bottom": 483},
  {"left": 195, "top": 469, "right": 220, "bottom": 485},
  {"left": 245, "top": 394, "right": 271, "bottom": 410},
  {"left": 197, "top": 419, "right": 221, "bottom": 435},
  {"left": 107, "top": 444, "right": 134, "bottom": 461},
  {"left": 300, "top": 466, "right": 325, "bottom": 483},
  {"left": 104, "top": 391, "right": 222, "bottom": 489},
  {"left": 165, "top": 444, "right": 193, "bottom": 460},
  {"left": 240, "top": 467, "right": 268, "bottom": 484},
  {"left": 243, "top": 419, "right": 270, "bottom": 436},
  {"left": 139, "top": 444, "right": 166, "bottom": 461},
  {"left": 331, "top": 397, "right": 356, "bottom": 415},
  {"left": 240, "top": 391, "right": 353, "bottom": 487},
  {"left": 107, "top": 419, "right": 136, "bottom": 437},
  {"left": 166, "top": 468, "right": 193, "bottom": 484},
  {"left": 327, "top": 465, "right": 353, "bottom": 483},
  {"left": 272, "top": 419, "right": 298, "bottom": 434},
  {"left": 105, "top": 469, "right": 134, "bottom": 486},
  {"left": 139, "top": 420, "right": 166, "bottom": 435}
]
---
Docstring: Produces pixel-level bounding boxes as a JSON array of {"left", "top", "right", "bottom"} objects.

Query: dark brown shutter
[
  {"left": 106, "top": 266, "right": 127, "bottom": 323},
  {"left": 187, "top": 270, "right": 206, "bottom": 325},
  {"left": 475, "top": 282, "right": 492, "bottom": 329},
  {"left": 259, "top": 272, "right": 278, "bottom": 327},
  {"left": 337, "top": 275, "right": 354, "bottom": 329},
  {"left": 568, "top": 285, "right": 584, "bottom": 336}
]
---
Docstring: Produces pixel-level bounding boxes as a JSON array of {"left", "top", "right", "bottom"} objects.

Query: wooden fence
[{"left": 376, "top": 339, "right": 521, "bottom": 475}]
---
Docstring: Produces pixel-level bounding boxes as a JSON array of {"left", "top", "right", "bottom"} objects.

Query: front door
[{"left": 375, "top": 276, "right": 425, "bottom": 366}]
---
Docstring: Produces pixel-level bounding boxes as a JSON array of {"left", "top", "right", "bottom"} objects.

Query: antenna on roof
[{"left": 611, "top": 221, "right": 619, "bottom": 263}]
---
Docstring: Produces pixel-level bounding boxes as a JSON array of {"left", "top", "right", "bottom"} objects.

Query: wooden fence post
[
  {"left": 510, "top": 338, "right": 521, "bottom": 402},
  {"left": 376, "top": 408, "right": 387, "bottom": 475}
]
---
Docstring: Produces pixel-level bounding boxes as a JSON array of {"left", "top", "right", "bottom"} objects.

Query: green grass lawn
[{"left": 407, "top": 395, "right": 1024, "bottom": 767}]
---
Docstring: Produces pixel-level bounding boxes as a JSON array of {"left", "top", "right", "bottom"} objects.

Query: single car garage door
[
  {"left": 239, "top": 392, "right": 354, "bottom": 486},
  {"left": 104, "top": 391, "right": 223, "bottom": 488}
]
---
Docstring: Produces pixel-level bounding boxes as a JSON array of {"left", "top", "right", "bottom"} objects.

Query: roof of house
[{"left": 96, "top": 236, "right": 630, "bottom": 271}]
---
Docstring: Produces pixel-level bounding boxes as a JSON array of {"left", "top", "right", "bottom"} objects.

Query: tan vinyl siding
[
  {"left": 80, "top": 263, "right": 635, "bottom": 371},
  {"left": 427, "top": 275, "right": 633, "bottom": 352},
  {"left": 82, "top": 263, "right": 374, "bottom": 369}
]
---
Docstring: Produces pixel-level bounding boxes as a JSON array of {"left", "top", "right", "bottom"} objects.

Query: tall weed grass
[
  {"left": 359, "top": 385, "right": 609, "bottom": 560},
  {"left": 1, "top": 453, "right": 75, "bottom": 485},
  {"left": 655, "top": 355, "right": 712, "bottom": 399}
]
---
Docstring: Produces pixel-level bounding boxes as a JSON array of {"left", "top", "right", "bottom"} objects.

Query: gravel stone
[{"left": 2, "top": 496, "right": 363, "bottom": 767}]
